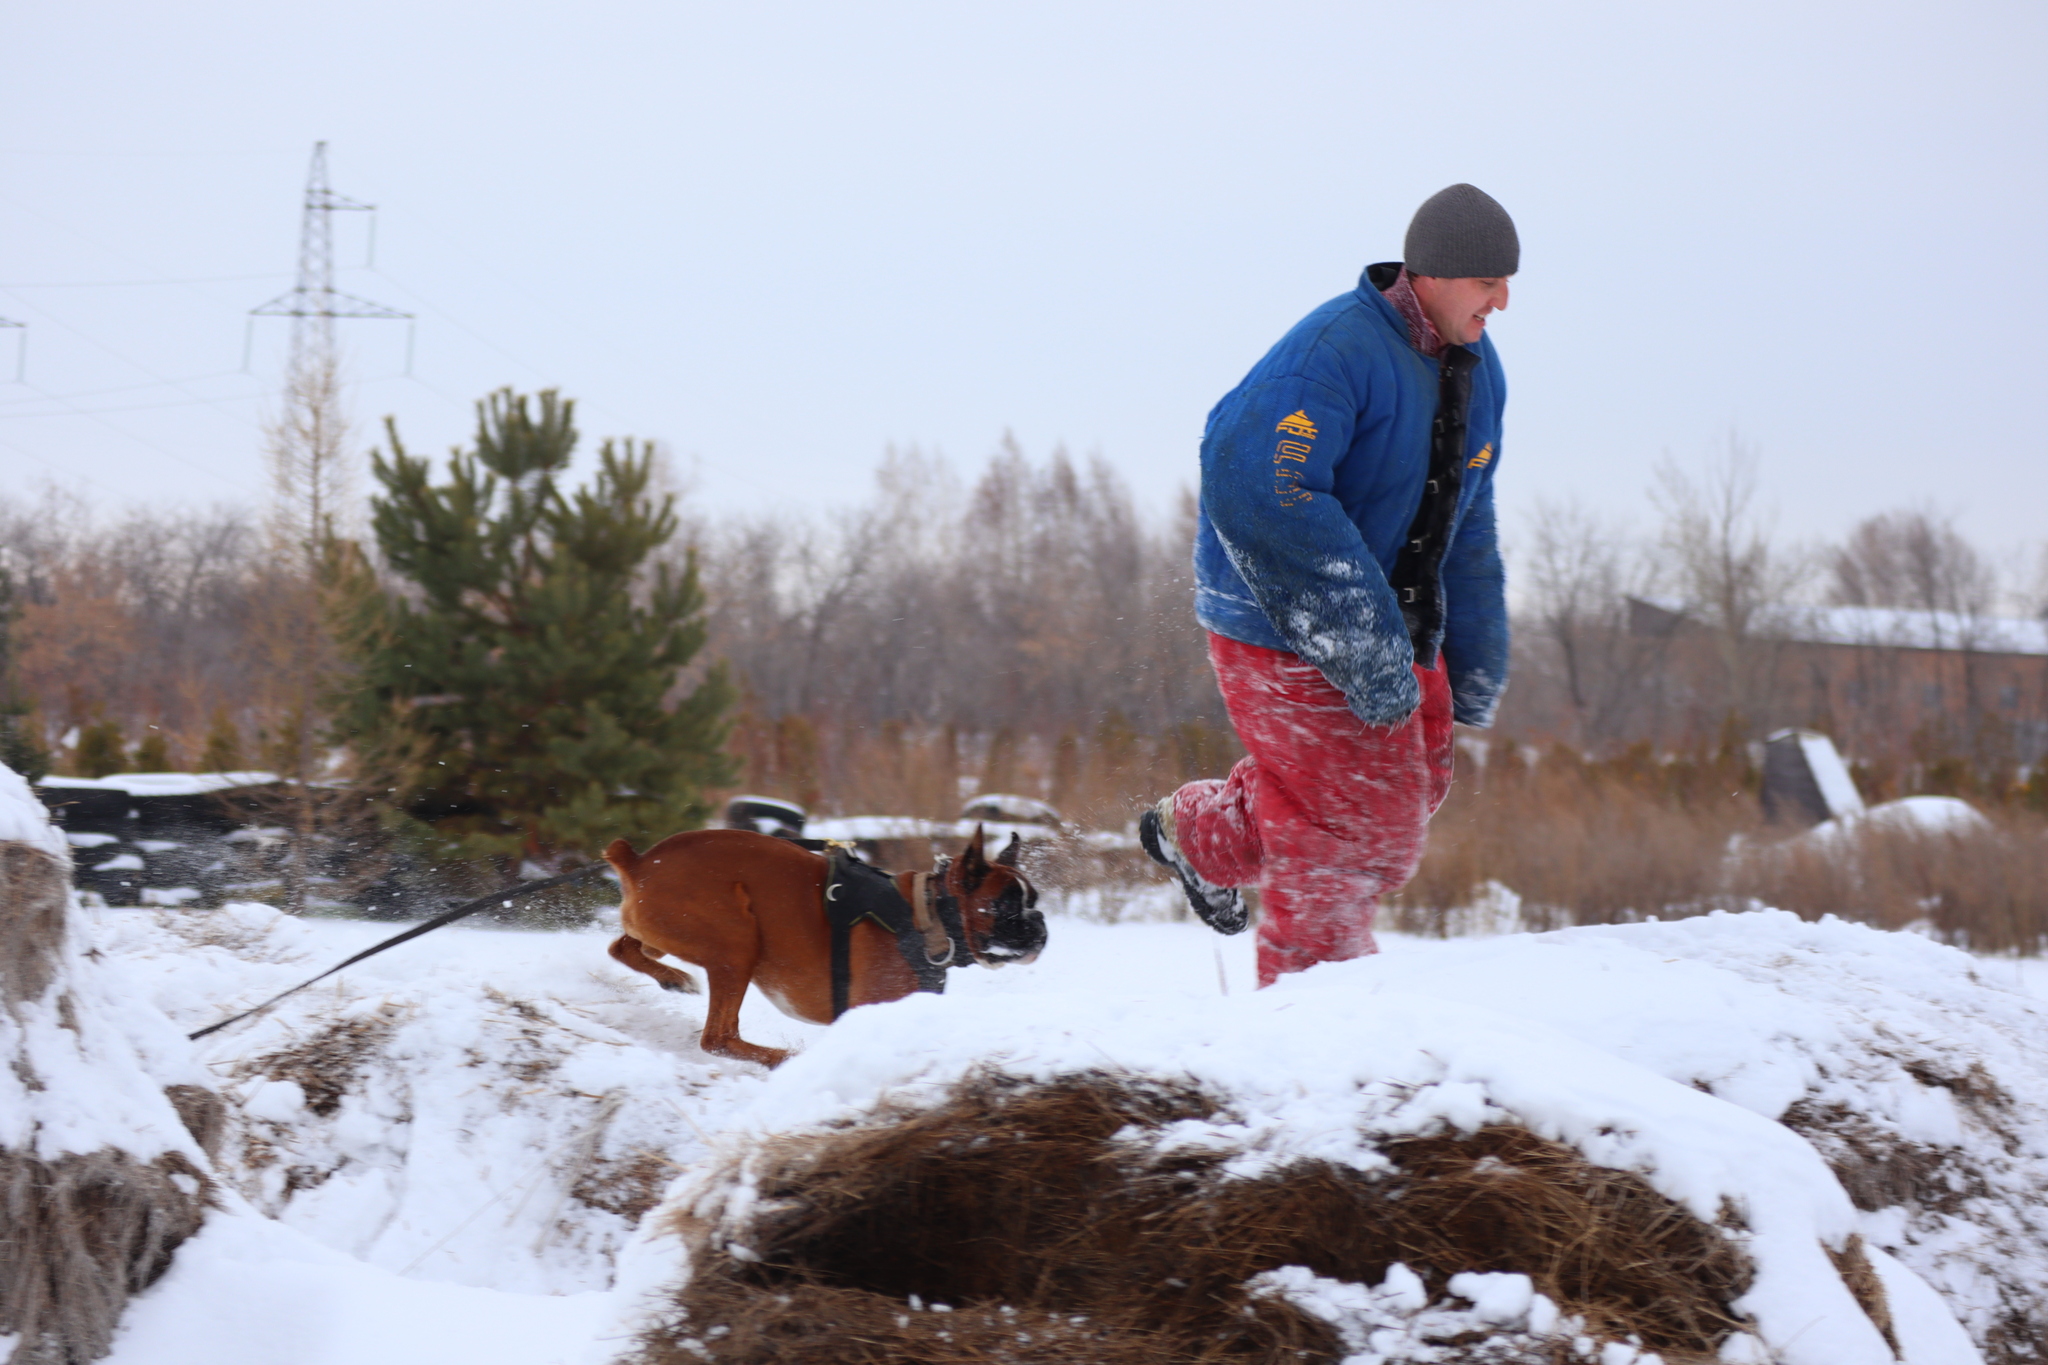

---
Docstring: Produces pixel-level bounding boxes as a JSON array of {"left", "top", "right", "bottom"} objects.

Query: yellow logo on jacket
[
  {"left": 1467, "top": 444, "right": 1494, "bottom": 470},
  {"left": 1273, "top": 410, "right": 1318, "bottom": 506}
]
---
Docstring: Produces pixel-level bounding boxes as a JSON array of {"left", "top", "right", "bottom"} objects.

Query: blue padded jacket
[{"left": 1193, "top": 265, "right": 1508, "bottom": 728}]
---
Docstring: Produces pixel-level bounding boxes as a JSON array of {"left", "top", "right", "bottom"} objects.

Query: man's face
[{"left": 1410, "top": 274, "right": 1510, "bottom": 346}]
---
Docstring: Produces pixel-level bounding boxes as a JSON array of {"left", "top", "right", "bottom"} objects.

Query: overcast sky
[{"left": 3, "top": 1, "right": 2044, "bottom": 576}]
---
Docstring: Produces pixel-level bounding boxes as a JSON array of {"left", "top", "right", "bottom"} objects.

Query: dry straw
[
  {"left": 1393, "top": 749, "right": 2048, "bottom": 953},
  {"left": 1, "top": 841, "right": 213, "bottom": 1365},
  {"left": 630, "top": 1070, "right": 1757, "bottom": 1365}
]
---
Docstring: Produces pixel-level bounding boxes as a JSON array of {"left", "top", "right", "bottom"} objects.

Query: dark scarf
[{"left": 1379, "top": 266, "right": 1447, "bottom": 358}]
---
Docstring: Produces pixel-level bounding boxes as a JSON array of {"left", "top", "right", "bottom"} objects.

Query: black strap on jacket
[{"left": 1387, "top": 344, "right": 1477, "bottom": 666}]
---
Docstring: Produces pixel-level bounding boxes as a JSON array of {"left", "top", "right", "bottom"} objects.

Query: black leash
[{"left": 186, "top": 865, "right": 611, "bottom": 1042}]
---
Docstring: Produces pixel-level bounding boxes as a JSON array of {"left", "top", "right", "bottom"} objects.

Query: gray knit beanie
[{"left": 1404, "top": 184, "right": 1519, "bottom": 278}]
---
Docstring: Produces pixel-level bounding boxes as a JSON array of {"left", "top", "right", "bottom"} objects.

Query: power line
[
  {"left": 367, "top": 264, "right": 667, "bottom": 447},
  {"left": 0, "top": 429, "right": 75, "bottom": 482},
  {"left": 0, "top": 289, "right": 264, "bottom": 434},
  {"left": 0, "top": 368, "right": 421, "bottom": 420},
  {"left": 0, "top": 316, "right": 21, "bottom": 383},
  {"left": 2, "top": 378, "right": 247, "bottom": 491},
  {"left": 0, "top": 390, "right": 267, "bottom": 420},
  {"left": 356, "top": 203, "right": 669, "bottom": 442},
  {"left": 0, "top": 272, "right": 289, "bottom": 289},
  {"left": 0, "top": 371, "right": 254, "bottom": 408}
]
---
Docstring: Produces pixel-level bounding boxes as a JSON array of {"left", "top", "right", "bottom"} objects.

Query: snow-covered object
[
  {"left": 1641, "top": 598, "right": 2048, "bottom": 657},
  {"left": 0, "top": 764, "right": 213, "bottom": 1163},
  {"left": 0, "top": 761, "right": 219, "bottom": 1361},
  {"left": 626, "top": 910, "right": 2041, "bottom": 1363},
  {"left": 1801, "top": 731, "right": 1866, "bottom": 817},
  {"left": 73, "top": 880, "right": 2045, "bottom": 1363},
  {"left": 803, "top": 813, "right": 1057, "bottom": 845},
  {"left": 1248, "top": 1263, "right": 1575, "bottom": 1360},
  {"left": 35, "top": 770, "right": 280, "bottom": 798},
  {"left": 100, "top": 1212, "right": 614, "bottom": 1365},
  {"left": 0, "top": 761, "right": 67, "bottom": 859},
  {"left": 1762, "top": 728, "right": 1865, "bottom": 825},
  {"left": 1802, "top": 795, "right": 1991, "bottom": 850},
  {"left": 720, "top": 795, "right": 806, "bottom": 837},
  {"left": 957, "top": 793, "right": 1063, "bottom": 826}
]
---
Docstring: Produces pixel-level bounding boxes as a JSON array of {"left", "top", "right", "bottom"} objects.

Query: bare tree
[
  {"left": 254, "top": 351, "right": 357, "bottom": 911},
  {"left": 264, "top": 349, "right": 355, "bottom": 572},
  {"left": 1515, "top": 499, "right": 1673, "bottom": 750},
  {"left": 1652, "top": 440, "right": 1809, "bottom": 734},
  {"left": 698, "top": 439, "right": 1228, "bottom": 825},
  {"left": 0, "top": 492, "right": 271, "bottom": 768},
  {"left": 1827, "top": 507, "right": 1995, "bottom": 623}
]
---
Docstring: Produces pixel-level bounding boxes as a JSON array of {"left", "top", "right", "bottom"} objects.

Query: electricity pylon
[
  {"left": 248, "top": 142, "right": 411, "bottom": 380},
  {"left": 246, "top": 141, "right": 411, "bottom": 562}
]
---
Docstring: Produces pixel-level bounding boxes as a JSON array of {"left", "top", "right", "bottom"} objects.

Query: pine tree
[
  {"left": 134, "top": 730, "right": 173, "bottom": 772},
  {"left": 200, "top": 708, "right": 244, "bottom": 773},
  {"left": 0, "top": 567, "right": 49, "bottom": 781},
  {"left": 75, "top": 720, "right": 126, "bottom": 779},
  {"left": 337, "top": 389, "right": 735, "bottom": 865}
]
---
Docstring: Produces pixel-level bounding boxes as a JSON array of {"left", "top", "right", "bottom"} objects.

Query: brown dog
[{"left": 603, "top": 825, "right": 1044, "bottom": 1068}]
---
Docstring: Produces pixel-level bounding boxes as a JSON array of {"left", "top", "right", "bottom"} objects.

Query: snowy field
[
  {"left": 29, "top": 876, "right": 2048, "bottom": 1363},
  {"left": 89, "top": 900, "right": 1278, "bottom": 1364}
]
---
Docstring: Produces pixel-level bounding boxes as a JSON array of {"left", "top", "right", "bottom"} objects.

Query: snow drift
[
  {"left": 99, "top": 903, "right": 756, "bottom": 1295},
  {"left": 43, "top": 838, "right": 2048, "bottom": 1365},
  {"left": 613, "top": 911, "right": 2044, "bottom": 1364},
  {"left": 0, "top": 763, "right": 218, "bottom": 1365}
]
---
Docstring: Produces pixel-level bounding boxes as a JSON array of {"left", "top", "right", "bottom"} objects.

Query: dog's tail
[{"left": 604, "top": 838, "right": 639, "bottom": 878}]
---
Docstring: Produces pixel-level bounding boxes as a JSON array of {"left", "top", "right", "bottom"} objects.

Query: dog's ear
[
  {"left": 955, "top": 824, "right": 992, "bottom": 888},
  {"left": 994, "top": 832, "right": 1023, "bottom": 868}
]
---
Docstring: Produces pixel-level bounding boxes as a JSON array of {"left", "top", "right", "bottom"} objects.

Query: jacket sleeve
[
  {"left": 1201, "top": 373, "right": 1421, "bottom": 727},
  {"left": 1438, "top": 473, "right": 1509, "bottom": 726}
]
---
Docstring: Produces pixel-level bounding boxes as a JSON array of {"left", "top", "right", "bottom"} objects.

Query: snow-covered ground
[
  {"left": 33, "top": 879, "right": 2048, "bottom": 1363},
  {"left": 92, "top": 903, "right": 1281, "bottom": 1364}
]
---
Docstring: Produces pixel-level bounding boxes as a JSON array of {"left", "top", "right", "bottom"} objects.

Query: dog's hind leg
[
  {"left": 696, "top": 882, "right": 789, "bottom": 1069},
  {"left": 608, "top": 934, "right": 700, "bottom": 995}
]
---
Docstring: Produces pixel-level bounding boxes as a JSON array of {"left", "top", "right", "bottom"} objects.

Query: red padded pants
[{"left": 1172, "top": 633, "right": 1455, "bottom": 987}]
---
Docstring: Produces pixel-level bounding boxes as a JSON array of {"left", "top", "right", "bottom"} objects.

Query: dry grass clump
[
  {"left": 1728, "top": 814, "right": 2048, "bottom": 954},
  {"left": 233, "top": 1005, "right": 404, "bottom": 1117},
  {"left": 1397, "top": 775, "right": 1738, "bottom": 932},
  {"left": 0, "top": 1149, "right": 211, "bottom": 1365},
  {"left": 1785, "top": 1085, "right": 2043, "bottom": 1365},
  {"left": 629, "top": 1071, "right": 1752, "bottom": 1365},
  {"left": 572, "top": 1148, "right": 678, "bottom": 1222},
  {"left": 1822, "top": 1236, "right": 1897, "bottom": 1357},
  {"left": 2, "top": 843, "right": 71, "bottom": 1007},
  {"left": 3, "top": 840, "right": 212, "bottom": 1365},
  {"left": 162, "top": 1084, "right": 228, "bottom": 1162},
  {"left": 1390, "top": 748, "right": 2048, "bottom": 953}
]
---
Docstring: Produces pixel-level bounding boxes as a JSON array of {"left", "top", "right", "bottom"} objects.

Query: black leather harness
[{"left": 823, "top": 849, "right": 959, "bottom": 1020}]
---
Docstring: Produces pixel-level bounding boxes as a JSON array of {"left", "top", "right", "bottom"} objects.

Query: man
[{"left": 1140, "top": 183, "right": 1516, "bottom": 987}]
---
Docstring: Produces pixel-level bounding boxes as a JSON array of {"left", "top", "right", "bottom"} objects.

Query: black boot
[{"left": 1139, "top": 799, "right": 1249, "bottom": 935}]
